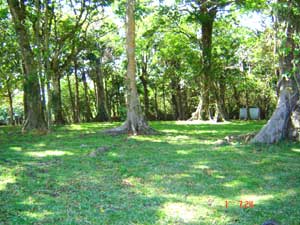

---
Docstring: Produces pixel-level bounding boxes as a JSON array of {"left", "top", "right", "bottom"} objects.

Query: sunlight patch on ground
[
  {"left": 162, "top": 202, "right": 199, "bottom": 223},
  {"left": 66, "top": 124, "right": 86, "bottom": 130},
  {"left": 193, "top": 164, "right": 210, "bottom": 170},
  {"left": 131, "top": 136, "right": 166, "bottom": 142},
  {"left": 175, "top": 120, "right": 231, "bottom": 125},
  {"left": 173, "top": 135, "right": 193, "bottom": 141},
  {"left": 223, "top": 179, "right": 244, "bottom": 188},
  {"left": 9, "top": 146, "right": 22, "bottom": 151},
  {"left": 121, "top": 176, "right": 143, "bottom": 188},
  {"left": 64, "top": 122, "right": 116, "bottom": 131},
  {"left": 160, "top": 129, "right": 218, "bottom": 134},
  {"left": 108, "top": 152, "right": 118, "bottom": 157},
  {"left": 21, "top": 196, "right": 42, "bottom": 206},
  {"left": 291, "top": 148, "right": 300, "bottom": 153},
  {"left": 237, "top": 194, "right": 273, "bottom": 205},
  {"left": 26, "top": 150, "right": 73, "bottom": 157},
  {"left": 33, "top": 143, "right": 46, "bottom": 147},
  {"left": 23, "top": 210, "right": 53, "bottom": 220},
  {"left": 176, "top": 150, "right": 191, "bottom": 155},
  {"left": 0, "top": 176, "right": 16, "bottom": 191}
]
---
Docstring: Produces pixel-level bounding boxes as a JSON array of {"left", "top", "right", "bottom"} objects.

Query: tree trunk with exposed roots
[
  {"left": 251, "top": 78, "right": 299, "bottom": 144},
  {"left": 104, "top": 0, "right": 154, "bottom": 135},
  {"left": 251, "top": 14, "right": 300, "bottom": 144}
]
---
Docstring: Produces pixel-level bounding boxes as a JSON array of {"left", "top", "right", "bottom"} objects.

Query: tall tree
[
  {"left": 106, "top": 0, "right": 153, "bottom": 134},
  {"left": 94, "top": 49, "right": 109, "bottom": 122},
  {"left": 252, "top": 0, "right": 300, "bottom": 143},
  {"left": 7, "top": 0, "right": 47, "bottom": 131}
]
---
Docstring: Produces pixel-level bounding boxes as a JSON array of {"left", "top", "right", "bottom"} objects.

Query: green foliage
[
  {"left": 0, "top": 0, "right": 288, "bottom": 122},
  {"left": 0, "top": 106, "right": 8, "bottom": 121}
]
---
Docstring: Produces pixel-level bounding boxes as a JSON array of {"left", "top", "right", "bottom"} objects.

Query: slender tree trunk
[
  {"left": 82, "top": 71, "right": 93, "bottom": 122},
  {"left": 177, "top": 84, "right": 184, "bottom": 120},
  {"left": 8, "top": 0, "right": 47, "bottom": 131},
  {"left": 170, "top": 78, "right": 179, "bottom": 120},
  {"left": 218, "top": 75, "right": 228, "bottom": 120},
  {"left": 154, "top": 86, "right": 159, "bottom": 120},
  {"left": 42, "top": 0, "right": 53, "bottom": 127},
  {"left": 6, "top": 79, "right": 14, "bottom": 125},
  {"left": 104, "top": 75, "right": 110, "bottom": 118},
  {"left": 105, "top": 0, "right": 154, "bottom": 135},
  {"left": 74, "top": 60, "right": 80, "bottom": 123},
  {"left": 140, "top": 53, "right": 150, "bottom": 119},
  {"left": 46, "top": 80, "right": 52, "bottom": 127},
  {"left": 93, "top": 79, "right": 98, "bottom": 106},
  {"left": 40, "top": 77, "right": 47, "bottom": 122},
  {"left": 66, "top": 73, "right": 76, "bottom": 122},
  {"left": 34, "top": 0, "right": 47, "bottom": 122},
  {"left": 162, "top": 82, "right": 166, "bottom": 120}
]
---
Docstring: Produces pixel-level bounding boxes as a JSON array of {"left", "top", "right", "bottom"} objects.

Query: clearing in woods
[{"left": 0, "top": 121, "right": 300, "bottom": 224}]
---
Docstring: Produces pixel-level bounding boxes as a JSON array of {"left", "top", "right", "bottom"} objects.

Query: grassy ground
[{"left": 0, "top": 121, "right": 300, "bottom": 225}]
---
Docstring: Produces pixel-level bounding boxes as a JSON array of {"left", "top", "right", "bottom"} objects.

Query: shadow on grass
[{"left": 0, "top": 121, "right": 300, "bottom": 224}]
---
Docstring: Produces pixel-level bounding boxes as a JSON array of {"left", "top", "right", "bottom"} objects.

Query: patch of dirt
[
  {"left": 214, "top": 132, "right": 257, "bottom": 146},
  {"left": 88, "top": 146, "right": 111, "bottom": 157}
]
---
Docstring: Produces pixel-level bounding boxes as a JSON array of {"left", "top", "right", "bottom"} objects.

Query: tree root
[
  {"left": 214, "top": 132, "right": 257, "bottom": 146},
  {"left": 103, "top": 122, "right": 158, "bottom": 136}
]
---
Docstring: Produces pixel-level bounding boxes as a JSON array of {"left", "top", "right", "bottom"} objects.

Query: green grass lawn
[{"left": 0, "top": 121, "right": 300, "bottom": 225}]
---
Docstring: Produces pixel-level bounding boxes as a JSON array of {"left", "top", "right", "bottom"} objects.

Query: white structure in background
[{"left": 239, "top": 108, "right": 260, "bottom": 120}]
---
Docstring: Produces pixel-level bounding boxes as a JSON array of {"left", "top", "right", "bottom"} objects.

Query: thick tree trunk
[
  {"left": 8, "top": 0, "right": 47, "bottom": 131},
  {"left": 201, "top": 8, "right": 214, "bottom": 120},
  {"left": 201, "top": 82, "right": 211, "bottom": 120},
  {"left": 213, "top": 100, "right": 227, "bottom": 122},
  {"left": 94, "top": 57, "right": 109, "bottom": 122},
  {"left": 252, "top": 18, "right": 298, "bottom": 144},
  {"left": 51, "top": 72, "right": 65, "bottom": 124},
  {"left": 251, "top": 79, "right": 298, "bottom": 143},
  {"left": 212, "top": 82, "right": 227, "bottom": 122},
  {"left": 189, "top": 96, "right": 203, "bottom": 120},
  {"left": 190, "top": 6, "right": 216, "bottom": 121},
  {"left": 105, "top": 0, "right": 154, "bottom": 135}
]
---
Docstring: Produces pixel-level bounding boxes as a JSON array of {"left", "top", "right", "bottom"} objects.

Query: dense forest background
[{"left": 1, "top": 0, "right": 299, "bottom": 142}]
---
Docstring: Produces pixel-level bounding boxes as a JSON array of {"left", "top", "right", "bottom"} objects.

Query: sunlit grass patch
[
  {"left": 26, "top": 150, "right": 73, "bottom": 157},
  {"left": 0, "top": 121, "right": 299, "bottom": 225},
  {"left": 0, "top": 173, "right": 16, "bottom": 191}
]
